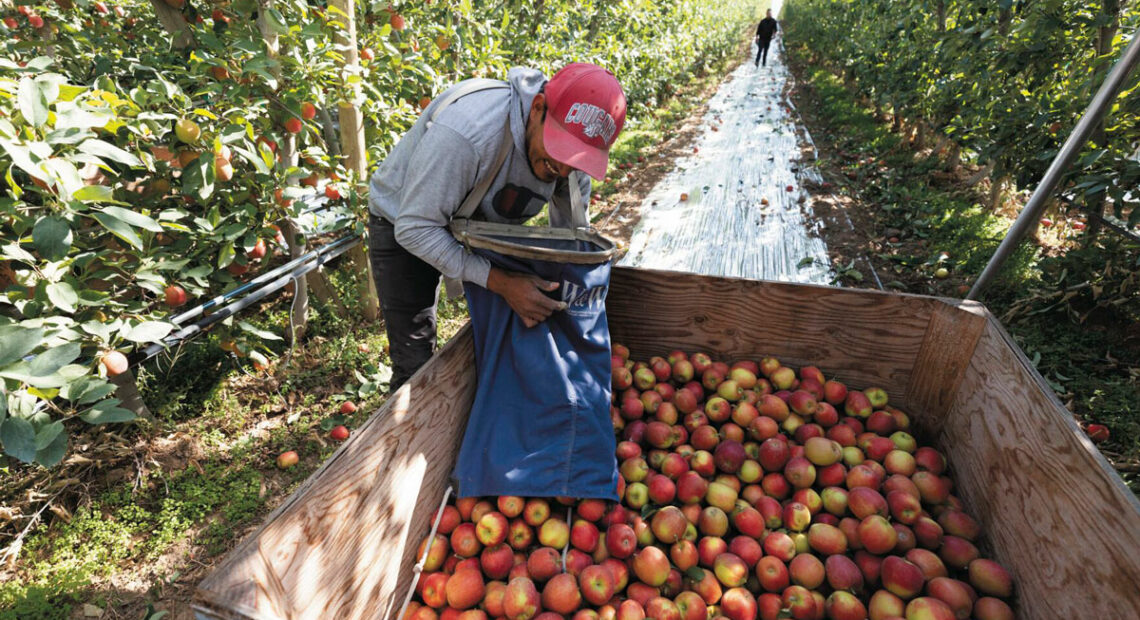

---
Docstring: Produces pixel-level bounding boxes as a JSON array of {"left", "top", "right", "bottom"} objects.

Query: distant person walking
[{"left": 755, "top": 9, "right": 778, "bottom": 67}]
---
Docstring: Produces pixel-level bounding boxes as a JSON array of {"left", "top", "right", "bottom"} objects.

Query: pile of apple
[{"left": 403, "top": 347, "right": 1016, "bottom": 620}]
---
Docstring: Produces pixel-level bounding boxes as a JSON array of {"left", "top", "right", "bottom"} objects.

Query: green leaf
[
  {"left": 78, "top": 139, "right": 143, "bottom": 168},
  {"left": 46, "top": 281, "right": 79, "bottom": 313},
  {"left": 683, "top": 567, "right": 706, "bottom": 582},
  {"left": 80, "top": 320, "right": 118, "bottom": 342},
  {"left": 237, "top": 321, "right": 282, "bottom": 340},
  {"left": 3, "top": 242, "right": 37, "bottom": 264},
  {"left": 0, "top": 417, "right": 37, "bottom": 463},
  {"left": 92, "top": 211, "right": 143, "bottom": 249},
  {"left": 34, "top": 420, "right": 64, "bottom": 450},
  {"left": 0, "top": 363, "right": 67, "bottom": 388},
  {"left": 35, "top": 429, "right": 67, "bottom": 466},
  {"left": 28, "top": 342, "right": 81, "bottom": 377},
  {"left": 234, "top": 145, "right": 270, "bottom": 174},
  {"left": 320, "top": 414, "right": 346, "bottom": 432},
  {"left": 0, "top": 325, "right": 44, "bottom": 366},
  {"left": 28, "top": 387, "right": 59, "bottom": 401},
  {"left": 73, "top": 185, "right": 116, "bottom": 203},
  {"left": 103, "top": 206, "right": 163, "bottom": 232},
  {"left": 124, "top": 321, "right": 174, "bottom": 343},
  {"left": 217, "top": 243, "right": 234, "bottom": 268},
  {"left": 79, "top": 399, "right": 137, "bottom": 424},
  {"left": 74, "top": 379, "right": 118, "bottom": 405},
  {"left": 18, "top": 77, "right": 49, "bottom": 127},
  {"left": 265, "top": 8, "right": 290, "bottom": 34},
  {"left": 33, "top": 216, "right": 73, "bottom": 261}
]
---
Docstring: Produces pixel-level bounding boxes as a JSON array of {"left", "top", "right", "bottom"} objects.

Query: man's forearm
[{"left": 394, "top": 218, "right": 492, "bottom": 286}]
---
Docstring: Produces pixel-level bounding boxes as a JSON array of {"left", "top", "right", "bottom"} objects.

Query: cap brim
[{"left": 543, "top": 117, "right": 609, "bottom": 180}]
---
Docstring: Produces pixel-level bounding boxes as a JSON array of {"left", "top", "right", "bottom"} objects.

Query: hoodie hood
[{"left": 508, "top": 67, "right": 547, "bottom": 155}]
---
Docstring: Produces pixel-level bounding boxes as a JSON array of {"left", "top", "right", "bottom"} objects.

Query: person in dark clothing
[{"left": 755, "top": 9, "right": 778, "bottom": 67}]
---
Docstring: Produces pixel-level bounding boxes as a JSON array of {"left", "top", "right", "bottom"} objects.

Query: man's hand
[{"left": 486, "top": 267, "right": 567, "bottom": 328}]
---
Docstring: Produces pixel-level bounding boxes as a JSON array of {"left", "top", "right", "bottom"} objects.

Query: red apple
[
  {"left": 926, "top": 577, "right": 974, "bottom": 619},
  {"left": 720, "top": 587, "right": 757, "bottom": 620},
  {"left": 904, "top": 597, "right": 956, "bottom": 620},
  {"left": 973, "top": 597, "right": 1014, "bottom": 620},
  {"left": 523, "top": 499, "right": 550, "bottom": 527},
  {"left": 481, "top": 544, "right": 515, "bottom": 580},
  {"left": 422, "top": 572, "right": 450, "bottom": 608},
  {"left": 526, "top": 547, "right": 562, "bottom": 582},
  {"left": 781, "top": 585, "right": 817, "bottom": 619},
  {"left": 631, "top": 545, "right": 670, "bottom": 587},
  {"left": 880, "top": 556, "right": 924, "bottom": 600},
  {"left": 713, "top": 552, "right": 748, "bottom": 588},
  {"left": 967, "top": 558, "right": 1012, "bottom": 598},
  {"left": 446, "top": 569, "right": 485, "bottom": 610},
  {"left": 825, "top": 591, "right": 867, "bottom": 620},
  {"left": 477, "top": 512, "right": 509, "bottom": 547},
  {"left": 651, "top": 506, "right": 689, "bottom": 543}
]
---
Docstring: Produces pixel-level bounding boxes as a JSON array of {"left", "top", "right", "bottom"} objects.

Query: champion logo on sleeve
[{"left": 563, "top": 103, "right": 618, "bottom": 144}]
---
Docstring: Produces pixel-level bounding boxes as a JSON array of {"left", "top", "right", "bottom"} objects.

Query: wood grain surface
[
  {"left": 194, "top": 267, "right": 1140, "bottom": 620},
  {"left": 938, "top": 317, "right": 1140, "bottom": 618},
  {"left": 903, "top": 300, "right": 987, "bottom": 439},
  {"left": 194, "top": 326, "right": 477, "bottom": 620},
  {"left": 607, "top": 267, "right": 938, "bottom": 400}
]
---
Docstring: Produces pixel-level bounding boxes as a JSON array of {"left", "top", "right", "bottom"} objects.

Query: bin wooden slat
[
  {"left": 193, "top": 266, "right": 1140, "bottom": 620},
  {"left": 193, "top": 328, "right": 477, "bottom": 620},
  {"left": 939, "top": 318, "right": 1140, "bottom": 619},
  {"left": 605, "top": 268, "right": 938, "bottom": 404}
]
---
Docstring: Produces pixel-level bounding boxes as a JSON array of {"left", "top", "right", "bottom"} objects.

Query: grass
[
  {"left": 790, "top": 54, "right": 1140, "bottom": 493},
  {"left": 0, "top": 256, "right": 472, "bottom": 618}
]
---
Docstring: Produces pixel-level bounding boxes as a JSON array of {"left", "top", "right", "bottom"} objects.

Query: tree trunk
[
  {"left": 1084, "top": 0, "right": 1121, "bottom": 244},
  {"left": 966, "top": 160, "right": 993, "bottom": 188},
  {"left": 109, "top": 369, "right": 155, "bottom": 422},
  {"left": 317, "top": 107, "right": 341, "bottom": 159},
  {"left": 936, "top": 0, "right": 947, "bottom": 33},
  {"left": 149, "top": 0, "right": 194, "bottom": 48},
  {"left": 586, "top": 2, "right": 605, "bottom": 42},
  {"left": 998, "top": 7, "right": 1012, "bottom": 36},
  {"left": 330, "top": 0, "right": 379, "bottom": 321},
  {"left": 280, "top": 217, "right": 308, "bottom": 345},
  {"left": 946, "top": 142, "right": 961, "bottom": 173},
  {"left": 306, "top": 266, "right": 347, "bottom": 315},
  {"left": 989, "top": 175, "right": 1006, "bottom": 212},
  {"left": 932, "top": 133, "right": 950, "bottom": 157}
]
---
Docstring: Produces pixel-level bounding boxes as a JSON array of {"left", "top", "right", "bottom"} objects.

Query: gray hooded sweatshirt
[{"left": 368, "top": 67, "right": 592, "bottom": 288}]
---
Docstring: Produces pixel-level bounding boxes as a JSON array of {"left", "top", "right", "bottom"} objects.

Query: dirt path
[{"left": 609, "top": 38, "right": 836, "bottom": 284}]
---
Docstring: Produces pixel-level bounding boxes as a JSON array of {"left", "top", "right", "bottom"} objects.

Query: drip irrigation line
[
  {"left": 136, "top": 235, "right": 361, "bottom": 366},
  {"left": 170, "top": 234, "right": 359, "bottom": 325}
]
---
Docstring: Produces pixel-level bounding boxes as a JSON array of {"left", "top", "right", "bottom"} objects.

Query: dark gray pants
[
  {"left": 756, "top": 38, "right": 772, "bottom": 66},
  {"left": 368, "top": 213, "right": 441, "bottom": 391}
]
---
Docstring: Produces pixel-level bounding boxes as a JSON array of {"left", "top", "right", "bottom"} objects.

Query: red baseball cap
[{"left": 542, "top": 63, "right": 627, "bottom": 180}]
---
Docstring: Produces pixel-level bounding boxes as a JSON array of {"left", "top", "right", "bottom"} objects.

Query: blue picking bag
[{"left": 453, "top": 230, "right": 618, "bottom": 501}]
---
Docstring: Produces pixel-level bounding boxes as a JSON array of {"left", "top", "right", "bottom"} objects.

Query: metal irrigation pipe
[
  {"left": 137, "top": 235, "right": 361, "bottom": 364},
  {"left": 170, "top": 234, "right": 360, "bottom": 325},
  {"left": 968, "top": 32, "right": 1140, "bottom": 300}
]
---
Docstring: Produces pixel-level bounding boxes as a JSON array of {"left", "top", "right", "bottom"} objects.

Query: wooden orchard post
[
  {"left": 148, "top": 0, "right": 194, "bottom": 49},
  {"left": 329, "top": 0, "right": 380, "bottom": 321}
]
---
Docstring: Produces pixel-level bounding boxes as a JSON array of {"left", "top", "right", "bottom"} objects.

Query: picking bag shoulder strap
[
  {"left": 454, "top": 116, "right": 514, "bottom": 221},
  {"left": 427, "top": 78, "right": 509, "bottom": 128}
]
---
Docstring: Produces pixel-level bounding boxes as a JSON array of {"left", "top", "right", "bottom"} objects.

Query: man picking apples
[{"left": 368, "top": 64, "right": 627, "bottom": 390}]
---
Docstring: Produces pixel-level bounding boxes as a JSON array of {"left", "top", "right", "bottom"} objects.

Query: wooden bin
[{"left": 193, "top": 267, "right": 1140, "bottom": 620}]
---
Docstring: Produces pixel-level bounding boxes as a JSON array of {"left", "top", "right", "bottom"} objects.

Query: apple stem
[{"left": 395, "top": 485, "right": 454, "bottom": 620}]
